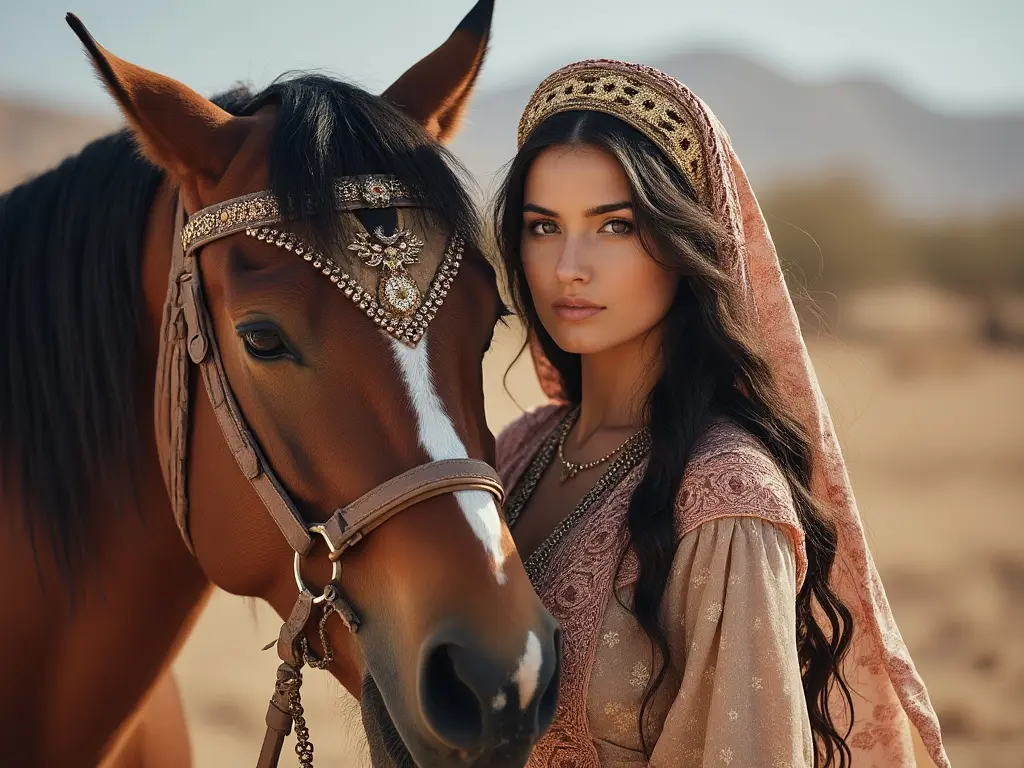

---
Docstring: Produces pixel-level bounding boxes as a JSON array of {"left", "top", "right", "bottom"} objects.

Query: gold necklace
[
  {"left": 503, "top": 408, "right": 651, "bottom": 586},
  {"left": 556, "top": 408, "right": 649, "bottom": 483}
]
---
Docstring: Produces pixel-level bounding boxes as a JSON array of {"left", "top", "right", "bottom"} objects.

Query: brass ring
[{"left": 293, "top": 525, "right": 342, "bottom": 605}]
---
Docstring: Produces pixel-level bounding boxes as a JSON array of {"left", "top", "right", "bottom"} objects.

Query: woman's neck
[{"left": 576, "top": 328, "right": 662, "bottom": 440}]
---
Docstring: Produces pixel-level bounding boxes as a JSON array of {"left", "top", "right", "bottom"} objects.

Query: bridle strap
[
  {"left": 154, "top": 202, "right": 194, "bottom": 552},
  {"left": 322, "top": 458, "right": 504, "bottom": 560},
  {"left": 158, "top": 199, "right": 313, "bottom": 554},
  {"left": 158, "top": 194, "right": 506, "bottom": 768},
  {"left": 178, "top": 244, "right": 316, "bottom": 555}
]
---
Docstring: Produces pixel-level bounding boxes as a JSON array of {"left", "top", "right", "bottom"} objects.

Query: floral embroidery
[
  {"left": 601, "top": 631, "right": 620, "bottom": 649},
  {"left": 873, "top": 703, "right": 900, "bottom": 721},
  {"left": 751, "top": 676, "right": 764, "bottom": 690},
  {"left": 720, "top": 747, "right": 734, "bottom": 765},
  {"left": 753, "top": 616, "right": 763, "bottom": 629},
  {"left": 693, "top": 566, "right": 711, "bottom": 586},
  {"left": 602, "top": 701, "right": 635, "bottom": 734},
  {"left": 705, "top": 600, "right": 723, "bottom": 622},
  {"left": 857, "top": 652, "right": 884, "bottom": 677},
  {"left": 629, "top": 661, "right": 650, "bottom": 690},
  {"left": 728, "top": 709, "right": 739, "bottom": 721}
]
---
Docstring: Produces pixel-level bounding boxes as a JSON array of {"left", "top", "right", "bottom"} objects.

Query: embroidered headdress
[{"left": 517, "top": 59, "right": 949, "bottom": 767}]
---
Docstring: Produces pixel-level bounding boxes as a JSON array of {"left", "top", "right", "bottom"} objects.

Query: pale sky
[{"left": 1, "top": 0, "right": 1020, "bottom": 116}]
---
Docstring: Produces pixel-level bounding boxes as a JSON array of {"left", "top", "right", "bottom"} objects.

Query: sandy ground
[{"left": 174, "top": 325, "right": 1024, "bottom": 767}]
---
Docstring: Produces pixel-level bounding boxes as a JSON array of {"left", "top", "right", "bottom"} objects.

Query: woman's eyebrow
[
  {"left": 523, "top": 203, "right": 558, "bottom": 216},
  {"left": 585, "top": 201, "right": 632, "bottom": 217}
]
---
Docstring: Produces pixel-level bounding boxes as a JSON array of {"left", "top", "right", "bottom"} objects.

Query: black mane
[
  {"left": 245, "top": 75, "right": 479, "bottom": 250},
  {"left": 0, "top": 129, "right": 161, "bottom": 574},
  {"left": 0, "top": 75, "right": 479, "bottom": 577}
]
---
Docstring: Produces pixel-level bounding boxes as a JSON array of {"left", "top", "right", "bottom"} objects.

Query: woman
[{"left": 492, "top": 61, "right": 948, "bottom": 767}]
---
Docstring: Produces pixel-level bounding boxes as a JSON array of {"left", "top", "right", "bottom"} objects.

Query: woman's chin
[{"left": 549, "top": 328, "right": 620, "bottom": 357}]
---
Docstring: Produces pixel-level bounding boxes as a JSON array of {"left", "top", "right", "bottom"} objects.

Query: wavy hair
[{"left": 493, "top": 110, "right": 855, "bottom": 766}]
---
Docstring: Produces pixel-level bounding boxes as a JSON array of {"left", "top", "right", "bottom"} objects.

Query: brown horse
[{"left": 0, "top": 3, "right": 560, "bottom": 766}]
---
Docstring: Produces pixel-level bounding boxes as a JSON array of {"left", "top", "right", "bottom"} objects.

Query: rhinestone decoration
[
  {"left": 245, "top": 225, "right": 463, "bottom": 346},
  {"left": 347, "top": 227, "right": 426, "bottom": 316},
  {"left": 518, "top": 66, "right": 708, "bottom": 204},
  {"left": 347, "top": 227, "right": 424, "bottom": 271},
  {"left": 180, "top": 174, "right": 455, "bottom": 345},
  {"left": 334, "top": 176, "right": 409, "bottom": 211},
  {"left": 181, "top": 175, "right": 415, "bottom": 256},
  {"left": 380, "top": 273, "right": 421, "bottom": 316},
  {"left": 360, "top": 178, "right": 392, "bottom": 207}
]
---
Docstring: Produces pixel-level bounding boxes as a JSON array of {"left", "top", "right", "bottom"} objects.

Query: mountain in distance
[
  {"left": 3, "top": 49, "right": 1022, "bottom": 219},
  {"left": 451, "top": 49, "right": 1024, "bottom": 218}
]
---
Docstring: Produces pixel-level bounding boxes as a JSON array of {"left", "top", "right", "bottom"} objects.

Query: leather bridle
[{"left": 153, "top": 177, "right": 505, "bottom": 767}]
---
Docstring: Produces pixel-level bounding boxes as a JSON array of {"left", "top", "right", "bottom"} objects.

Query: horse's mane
[
  {"left": 0, "top": 75, "right": 480, "bottom": 578},
  {"left": 0, "top": 128, "right": 161, "bottom": 575}
]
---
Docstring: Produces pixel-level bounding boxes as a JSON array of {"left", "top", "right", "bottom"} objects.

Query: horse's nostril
[
  {"left": 421, "top": 643, "right": 485, "bottom": 752},
  {"left": 537, "top": 627, "right": 562, "bottom": 732}
]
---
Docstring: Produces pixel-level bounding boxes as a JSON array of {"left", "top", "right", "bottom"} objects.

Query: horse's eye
[{"left": 241, "top": 326, "right": 288, "bottom": 360}]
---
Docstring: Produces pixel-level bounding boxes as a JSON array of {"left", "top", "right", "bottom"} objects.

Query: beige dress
[{"left": 498, "top": 405, "right": 814, "bottom": 767}]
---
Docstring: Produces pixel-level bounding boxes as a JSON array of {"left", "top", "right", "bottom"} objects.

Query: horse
[{"left": 0, "top": 3, "right": 560, "bottom": 766}]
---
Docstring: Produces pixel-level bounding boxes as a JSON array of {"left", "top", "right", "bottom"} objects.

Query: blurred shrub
[{"left": 761, "top": 174, "right": 1024, "bottom": 299}]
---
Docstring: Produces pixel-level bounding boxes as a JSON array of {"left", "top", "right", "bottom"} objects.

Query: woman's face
[{"left": 520, "top": 144, "right": 679, "bottom": 357}]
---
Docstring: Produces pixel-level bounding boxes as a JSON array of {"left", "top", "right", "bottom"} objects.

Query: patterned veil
[{"left": 514, "top": 60, "right": 949, "bottom": 767}]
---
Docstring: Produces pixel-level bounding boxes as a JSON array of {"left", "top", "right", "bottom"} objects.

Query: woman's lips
[{"left": 552, "top": 299, "right": 604, "bottom": 321}]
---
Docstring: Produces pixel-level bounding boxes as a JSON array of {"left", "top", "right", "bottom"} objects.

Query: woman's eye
[
  {"left": 241, "top": 327, "right": 288, "bottom": 359},
  {"left": 528, "top": 220, "right": 560, "bottom": 236},
  {"left": 599, "top": 218, "right": 634, "bottom": 235}
]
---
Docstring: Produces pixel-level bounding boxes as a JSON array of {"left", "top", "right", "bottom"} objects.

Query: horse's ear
[
  {"left": 66, "top": 13, "right": 250, "bottom": 182},
  {"left": 381, "top": 0, "right": 494, "bottom": 144}
]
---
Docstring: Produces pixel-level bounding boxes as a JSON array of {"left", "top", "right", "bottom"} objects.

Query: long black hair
[{"left": 493, "top": 110, "right": 855, "bottom": 766}]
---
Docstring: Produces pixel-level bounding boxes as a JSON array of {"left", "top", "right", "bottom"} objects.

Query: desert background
[{"left": 2, "top": 1, "right": 1022, "bottom": 766}]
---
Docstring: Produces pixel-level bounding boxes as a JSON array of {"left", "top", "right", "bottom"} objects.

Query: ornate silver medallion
[
  {"left": 347, "top": 227, "right": 425, "bottom": 316},
  {"left": 360, "top": 177, "right": 393, "bottom": 208}
]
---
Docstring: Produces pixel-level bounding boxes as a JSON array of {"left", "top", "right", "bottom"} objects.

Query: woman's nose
[{"left": 554, "top": 238, "right": 590, "bottom": 285}]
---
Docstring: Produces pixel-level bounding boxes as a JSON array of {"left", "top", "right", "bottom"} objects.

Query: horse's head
[{"left": 68, "top": 5, "right": 558, "bottom": 765}]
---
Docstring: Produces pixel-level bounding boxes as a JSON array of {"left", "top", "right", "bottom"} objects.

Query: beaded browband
[
  {"left": 517, "top": 65, "right": 710, "bottom": 205},
  {"left": 181, "top": 175, "right": 415, "bottom": 254},
  {"left": 181, "top": 174, "right": 462, "bottom": 346}
]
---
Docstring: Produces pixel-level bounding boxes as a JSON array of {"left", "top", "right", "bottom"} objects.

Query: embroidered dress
[{"left": 500, "top": 408, "right": 813, "bottom": 767}]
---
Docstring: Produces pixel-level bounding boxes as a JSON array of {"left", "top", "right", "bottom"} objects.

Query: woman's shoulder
[
  {"left": 495, "top": 403, "right": 569, "bottom": 486},
  {"left": 675, "top": 419, "right": 801, "bottom": 539}
]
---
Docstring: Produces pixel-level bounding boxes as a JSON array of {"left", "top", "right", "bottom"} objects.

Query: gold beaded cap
[{"left": 518, "top": 62, "right": 709, "bottom": 205}]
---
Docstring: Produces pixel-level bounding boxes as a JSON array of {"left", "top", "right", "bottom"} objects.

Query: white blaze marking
[
  {"left": 515, "top": 631, "right": 543, "bottom": 710},
  {"left": 389, "top": 335, "right": 507, "bottom": 583}
]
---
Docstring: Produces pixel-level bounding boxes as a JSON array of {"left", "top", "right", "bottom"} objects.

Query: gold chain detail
[
  {"left": 556, "top": 408, "right": 648, "bottom": 483},
  {"left": 505, "top": 409, "right": 651, "bottom": 586},
  {"left": 299, "top": 604, "right": 336, "bottom": 670},
  {"left": 246, "top": 226, "right": 463, "bottom": 346},
  {"left": 286, "top": 673, "right": 315, "bottom": 766}
]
